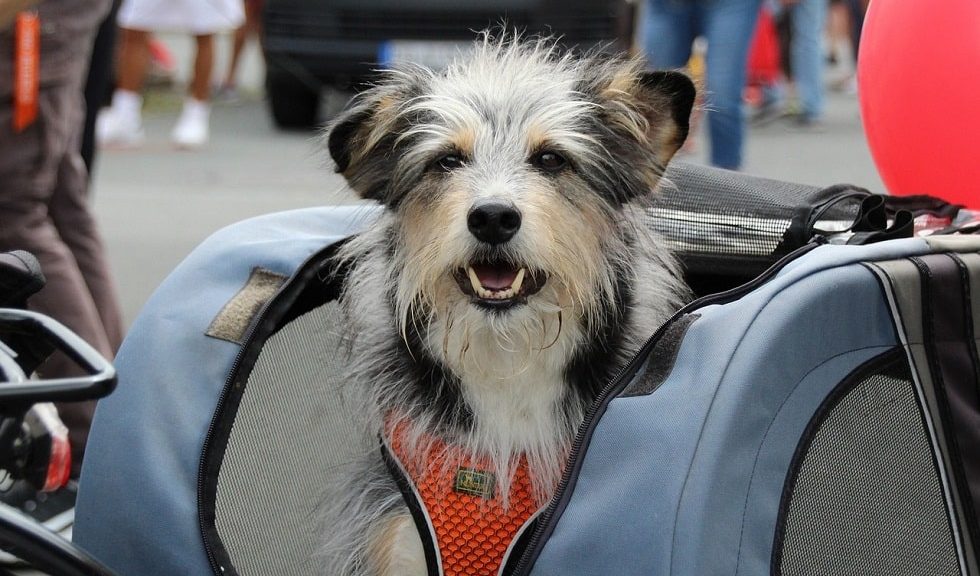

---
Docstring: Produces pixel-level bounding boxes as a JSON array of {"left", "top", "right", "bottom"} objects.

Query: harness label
[{"left": 454, "top": 467, "right": 495, "bottom": 499}]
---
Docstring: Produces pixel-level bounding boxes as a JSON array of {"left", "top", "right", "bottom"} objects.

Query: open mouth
[{"left": 453, "top": 261, "right": 547, "bottom": 309}]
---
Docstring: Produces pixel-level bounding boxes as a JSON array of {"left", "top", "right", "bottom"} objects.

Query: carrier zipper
[
  {"left": 197, "top": 248, "right": 338, "bottom": 576},
  {"left": 198, "top": 323, "right": 253, "bottom": 574},
  {"left": 507, "top": 240, "right": 825, "bottom": 576}
]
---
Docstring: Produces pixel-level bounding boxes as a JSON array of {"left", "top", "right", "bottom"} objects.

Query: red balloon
[{"left": 858, "top": 0, "right": 980, "bottom": 208}]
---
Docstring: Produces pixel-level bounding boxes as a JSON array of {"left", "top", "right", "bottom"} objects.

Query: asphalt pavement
[{"left": 90, "top": 84, "right": 886, "bottom": 326}]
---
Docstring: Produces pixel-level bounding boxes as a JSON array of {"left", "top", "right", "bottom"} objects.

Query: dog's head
[{"left": 329, "top": 33, "right": 694, "bottom": 378}]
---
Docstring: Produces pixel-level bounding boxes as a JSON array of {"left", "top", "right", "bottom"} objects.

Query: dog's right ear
[
  {"left": 327, "top": 105, "right": 370, "bottom": 175},
  {"left": 327, "top": 81, "right": 419, "bottom": 202},
  {"left": 326, "top": 97, "right": 393, "bottom": 202}
]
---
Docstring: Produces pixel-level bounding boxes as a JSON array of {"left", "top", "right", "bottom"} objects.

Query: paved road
[{"left": 90, "top": 87, "right": 886, "bottom": 326}]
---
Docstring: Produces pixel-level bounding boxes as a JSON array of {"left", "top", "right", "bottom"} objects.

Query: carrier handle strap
[
  {"left": 846, "top": 196, "right": 915, "bottom": 245},
  {"left": 802, "top": 186, "right": 918, "bottom": 246}
]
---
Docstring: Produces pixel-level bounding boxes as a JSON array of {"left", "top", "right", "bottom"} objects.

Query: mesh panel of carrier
[
  {"left": 776, "top": 357, "right": 962, "bottom": 576},
  {"left": 653, "top": 163, "right": 865, "bottom": 285},
  {"left": 214, "top": 302, "right": 373, "bottom": 576}
]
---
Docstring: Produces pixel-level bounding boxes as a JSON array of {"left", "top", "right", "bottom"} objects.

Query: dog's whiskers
[
  {"left": 441, "top": 307, "right": 456, "bottom": 359},
  {"left": 541, "top": 311, "right": 563, "bottom": 351}
]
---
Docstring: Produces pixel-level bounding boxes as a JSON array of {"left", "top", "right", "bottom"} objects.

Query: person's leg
[
  {"left": 642, "top": 0, "right": 698, "bottom": 70},
  {"left": 642, "top": 0, "right": 700, "bottom": 153},
  {"left": 173, "top": 34, "right": 215, "bottom": 148},
  {"left": 116, "top": 27, "right": 150, "bottom": 94},
  {"left": 48, "top": 77, "right": 124, "bottom": 470},
  {"left": 190, "top": 33, "right": 215, "bottom": 102},
  {"left": 248, "top": 0, "right": 264, "bottom": 50},
  {"left": 221, "top": 0, "right": 264, "bottom": 97},
  {"left": 702, "top": 0, "right": 764, "bottom": 169},
  {"left": 846, "top": 0, "right": 865, "bottom": 60},
  {"left": 97, "top": 27, "right": 149, "bottom": 146},
  {"left": 0, "top": 81, "right": 115, "bottom": 476},
  {"left": 51, "top": 85, "right": 125, "bottom": 353},
  {"left": 790, "top": 0, "right": 829, "bottom": 122},
  {"left": 222, "top": 24, "right": 247, "bottom": 89}
]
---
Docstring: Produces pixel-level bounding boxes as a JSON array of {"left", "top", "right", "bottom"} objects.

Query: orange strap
[
  {"left": 13, "top": 11, "right": 39, "bottom": 132},
  {"left": 385, "top": 420, "right": 541, "bottom": 576}
]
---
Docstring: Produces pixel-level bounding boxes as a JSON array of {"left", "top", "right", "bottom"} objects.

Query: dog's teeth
[
  {"left": 474, "top": 285, "right": 516, "bottom": 300},
  {"left": 512, "top": 269, "right": 525, "bottom": 294},
  {"left": 467, "top": 267, "right": 483, "bottom": 294},
  {"left": 466, "top": 266, "right": 523, "bottom": 300}
]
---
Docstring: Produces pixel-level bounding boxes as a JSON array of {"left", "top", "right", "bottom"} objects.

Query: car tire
[{"left": 266, "top": 66, "right": 321, "bottom": 130}]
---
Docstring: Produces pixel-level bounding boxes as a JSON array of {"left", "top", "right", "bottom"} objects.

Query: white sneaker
[
  {"left": 171, "top": 99, "right": 210, "bottom": 149},
  {"left": 95, "top": 100, "right": 144, "bottom": 148}
]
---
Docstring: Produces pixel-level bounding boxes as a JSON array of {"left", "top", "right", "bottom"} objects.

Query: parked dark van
[{"left": 261, "top": 0, "right": 635, "bottom": 128}]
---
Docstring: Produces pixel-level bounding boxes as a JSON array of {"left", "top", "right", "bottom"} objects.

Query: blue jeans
[
  {"left": 786, "top": 0, "right": 828, "bottom": 121},
  {"left": 643, "top": 0, "right": 763, "bottom": 170}
]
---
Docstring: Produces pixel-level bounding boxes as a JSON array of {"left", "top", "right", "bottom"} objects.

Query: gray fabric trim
[
  {"left": 214, "top": 302, "right": 374, "bottom": 576},
  {"left": 865, "top": 259, "right": 976, "bottom": 575},
  {"left": 381, "top": 431, "right": 444, "bottom": 576},
  {"left": 924, "top": 236, "right": 980, "bottom": 254},
  {"left": 206, "top": 268, "right": 287, "bottom": 344}
]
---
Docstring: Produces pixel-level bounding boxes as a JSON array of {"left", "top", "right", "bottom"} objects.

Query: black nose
[{"left": 467, "top": 201, "right": 522, "bottom": 245}]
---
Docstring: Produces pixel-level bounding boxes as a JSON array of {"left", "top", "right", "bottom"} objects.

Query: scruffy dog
[{"left": 322, "top": 33, "right": 695, "bottom": 575}]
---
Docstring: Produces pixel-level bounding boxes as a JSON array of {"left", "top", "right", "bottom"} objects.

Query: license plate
[{"left": 378, "top": 40, "right": 470, "bottom": 69}]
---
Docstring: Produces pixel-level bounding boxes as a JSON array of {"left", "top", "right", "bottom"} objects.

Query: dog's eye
[
  {"left": 434, "top": 154, "right": 465, "bottom": 172},
  {"left": 532, "top": 151, "right": 568, "bottom": 172}
]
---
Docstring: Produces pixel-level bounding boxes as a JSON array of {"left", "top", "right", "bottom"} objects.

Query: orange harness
[{"left": 383, "top": 420, "right": 542, "bottom": 576}]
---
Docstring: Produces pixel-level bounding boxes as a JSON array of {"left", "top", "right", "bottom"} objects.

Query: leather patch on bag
[{"left": 206, "top": 268, "right": 287, "bottom": 344}]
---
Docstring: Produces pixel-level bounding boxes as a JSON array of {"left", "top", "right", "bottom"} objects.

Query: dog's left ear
[
  {"left": 635, "top": 70, "right": 697, "bottom": 164},
  {"left": 596, "top": 67, "right": 696, "bottom": 168}
]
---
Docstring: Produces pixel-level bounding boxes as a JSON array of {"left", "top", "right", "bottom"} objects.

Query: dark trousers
[{"left": 0, "top": 32, "right": 124, "bottom": 475}]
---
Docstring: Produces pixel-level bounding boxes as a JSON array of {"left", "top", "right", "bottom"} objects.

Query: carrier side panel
[
  {"left": 671, "top": 263, "right": 898, "bottom": 576},
  {"left": 73, "top": 207, "right": 377, "bottom": 576}
]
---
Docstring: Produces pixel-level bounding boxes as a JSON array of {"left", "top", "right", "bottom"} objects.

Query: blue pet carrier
[{"left": 68, "top": 163, "right": 979, "bottom": 576}]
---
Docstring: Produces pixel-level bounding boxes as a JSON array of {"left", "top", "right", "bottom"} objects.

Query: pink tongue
[{"left": 472, "top": 263, "right": 518, "bottom": 291}]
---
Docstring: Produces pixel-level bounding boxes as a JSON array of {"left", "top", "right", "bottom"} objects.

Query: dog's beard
[
  {"left": 395, "top": 265, "right": 601, "bottom": 379},
  {"left": 392, "top": 268, "right": 598, "bottom": 504}
]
